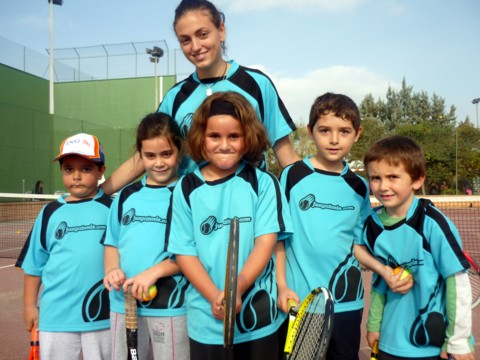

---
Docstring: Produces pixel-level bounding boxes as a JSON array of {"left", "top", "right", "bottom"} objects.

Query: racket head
[
  {"left": 125, "top": 284, "right": 139, "bottom": 360},
  {"left": 285, "top": 287, "right": 334, "bottom": 360},
  {"left": 464, "top": 251, "right": 480, "bottom": 308},
  {"left": 223, "top": 217, "right": 240, "bottom": 349},
  {"left": 28, "top": 325, "right": 40, "bottom": 360}
]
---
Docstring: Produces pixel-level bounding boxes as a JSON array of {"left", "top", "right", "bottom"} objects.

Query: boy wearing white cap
[{"left": 16, "top": 133, "right": 112, "bottom": 360}]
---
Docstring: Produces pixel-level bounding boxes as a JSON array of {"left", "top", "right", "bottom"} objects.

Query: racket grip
[
  {"left": 370, "top": 341, "right": 379, "bottom": 360},
  {"left": 29, "top": 325, "right": 40, "bottom": 360},
  {"left": 283, "top": 299, "right": 299, "bottom": 354},
  {"left": 287, "top": 299, "right": 298, "bottom": 313}
]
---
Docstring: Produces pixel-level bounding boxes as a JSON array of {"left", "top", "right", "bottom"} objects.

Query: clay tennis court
[
  {"left": 1, "top": 195, "right": 479, "bottom": 358},
  {"left": 2, "top": 262, "right": 478, "bottom": 359}
]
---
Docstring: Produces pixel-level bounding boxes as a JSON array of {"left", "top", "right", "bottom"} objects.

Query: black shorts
[
  {"left": 189, "top": 330, "right": 279, "bottom": 360},
  {"left": 326, "top": 308, "right": 363, "bottom": 360}
]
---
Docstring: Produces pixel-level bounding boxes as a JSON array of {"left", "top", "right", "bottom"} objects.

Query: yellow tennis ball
[
  {"left": 142, "top": 285, "right": 158, "bottom": 302},
  {"left": 394, "top": 267, "right": 411, "bottom": 280}
]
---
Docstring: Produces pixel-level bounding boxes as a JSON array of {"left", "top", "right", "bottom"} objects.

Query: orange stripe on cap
[{"left": 54, "top": 133, "right": 105, "bottom": 163}]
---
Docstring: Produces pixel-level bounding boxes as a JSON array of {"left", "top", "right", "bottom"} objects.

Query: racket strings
[{"left": 289, "top": 295, "right": 327, "bottom": 360}]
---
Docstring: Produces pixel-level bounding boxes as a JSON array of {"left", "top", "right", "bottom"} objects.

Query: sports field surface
[{"left": 1, "top": 260, "right": 478, "bottom": 359}]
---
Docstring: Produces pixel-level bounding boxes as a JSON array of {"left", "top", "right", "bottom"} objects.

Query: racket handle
[
  {"left": 370, "top": 341, "right": 379, "bottom": 360},
  {"left": 29, "top": 325, "right": 40, "bottom": 360},
  {"left": 287, "top": 299, "right": 298, "bottom": 313},
  {"left": 284, "top": 299, "right": 299, "bottom": 354}
]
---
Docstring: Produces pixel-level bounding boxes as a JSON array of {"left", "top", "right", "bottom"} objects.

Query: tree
[{"left": 356, "top": 78, "right": 480, "bottom": 193}]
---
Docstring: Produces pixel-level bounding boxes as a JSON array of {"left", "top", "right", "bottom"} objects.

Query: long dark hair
[{"left": 136, "top": 112, "right": 183, "bottom": 156}]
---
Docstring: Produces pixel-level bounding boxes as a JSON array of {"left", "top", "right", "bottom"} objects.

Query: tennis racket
[
  {"left": 223, "top": 217, "right": 240, "bottom": 349},
  {"left": 464, "top": 251, "right": 480, "bottom": 309},
  {"left": 28, "top": 325, "right": 39, "bottom": 360},
  {"left": 125, "top": 284, "right": 138, "bottom": 360},
  {"left": 284, "top": 287, "right": 334, "bottom": 360}
]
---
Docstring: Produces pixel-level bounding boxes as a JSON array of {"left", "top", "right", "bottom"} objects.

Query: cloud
[
  {"left": 250, "top": 65, "right": 400, "bottom": 124},
  {"left": 216, "top": 0, "right": 362, "bottom": 12}
]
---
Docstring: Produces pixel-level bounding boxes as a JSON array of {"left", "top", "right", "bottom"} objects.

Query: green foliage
[{"left": 357, "top": 78, "right": 480, "bottom": 194}]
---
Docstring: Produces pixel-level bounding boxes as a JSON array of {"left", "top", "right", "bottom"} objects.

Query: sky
[{"left": 1, "top": 0, "right": 479, "bottom": 125}]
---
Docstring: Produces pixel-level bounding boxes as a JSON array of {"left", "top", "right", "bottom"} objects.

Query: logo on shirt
[
  {"left": 299, "top": 194, "right": 355, "bottom": 211},
  {"left": 387, "top": 255, "right": 424, "bottom": 270},
  {"left": 200, "top": 215, "right": 251, "bottom": 235},
  {"left": 55, "top": 221, "right": 107, "bottom": 240},
  {"left": 121, "top": 208, "right": 167, "bottom": 226}
]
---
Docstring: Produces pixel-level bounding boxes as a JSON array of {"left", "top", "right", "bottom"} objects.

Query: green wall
[
  {"left": 0, "top": 64, "right": 176, "bottom": 194},
  {"left": 0, "top": 65, "right": 53, "bottom": 193},
  {"left": 55, "top": 76, "right": 177, "bottom": 129}
]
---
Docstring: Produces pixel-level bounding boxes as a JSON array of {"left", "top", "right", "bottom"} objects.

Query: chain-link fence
[{"left": 0, "top": 36, "right": 194, "bottom": 82}]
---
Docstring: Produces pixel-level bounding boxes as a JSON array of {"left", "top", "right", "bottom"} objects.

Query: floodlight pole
[
  {"left": 473, "top": 98, "right": 480, "bottom": 128},
  {"left": 48, "top": 0, "right": 63, "bottom": 115},
  {"left": 146, "top": 46, "right": 164, "bottom": 110},
  {"left": 153, "top": 57, "right": 159, "bottom": 107}
]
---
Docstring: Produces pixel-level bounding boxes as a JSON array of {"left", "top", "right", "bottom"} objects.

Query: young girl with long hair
[{"left": 103, "top": 112, "right": 189, "bottom": 360}]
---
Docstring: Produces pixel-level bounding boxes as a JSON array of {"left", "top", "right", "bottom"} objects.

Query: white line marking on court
[{"left": 0, "top": 264, "right": 15, "bottom": 269}]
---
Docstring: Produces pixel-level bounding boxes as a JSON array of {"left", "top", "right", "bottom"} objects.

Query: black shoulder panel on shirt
[
  {"left": 229, "top": 66, "right": 265, "bottom": 120},
  {"left": 232, "top": 65, "right": 295, "bottom": 131},
  {"left": 181, "top": 173, "right": 205, "bottom": 208},
  {"left": 117, "top": 181, "right": 143, "bottom": 223},
  {"left": 95, "top": 192, "right": 113, "bottom": 208},
  {"left": 171, "top": 76, "right": 199, "bottom": 121},
  {"left": 40, "top": 201, "right": 64, "bottom": 251},
  {"left": 403, "top": 199, "right": 431, "bottom": 252},
  {"left": 15, "top": 200, "right": 65, "bottom": 267},
  {"left": 421, "top": 199, "right": 466, "bottom": 263},
  {"left": 237, "top": 164, "right": 259, "bottom": 195},
  {"left": 283, "top": 161, "right": 313, "bottom": 202},
  {"left": 342, "top": 169, "right": 368, "bottom": 198},
  {"left": 364, "top": 215, "right": 384, "bottom": 253},
  {"left": 263, "top": 170, "right": 287, "bottom": 232}
]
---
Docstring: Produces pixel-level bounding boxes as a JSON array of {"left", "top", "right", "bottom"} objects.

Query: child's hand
[
  {"left": 103, "top": 268, "right": 126, "bottom": 291},
  {"left": 123, "top": 271, "right": 157, "bottom": 301},
  {"left": 210, "top": 287, "right": 242, "bottom": 320},
  {"left": 277, "top": 286, "right": 299, "bottom": 314},
  {"left": 366, "top": 331, "right": 380, "bottom": 349},
  {"left": 382, "top": 266, "right": 414, "bottom": 294},
  {"left": 24, "top": 305, "right": 38, "bottom": 331},
  {"left": 211, "top": 289, "right": 225, "bottom": 320}
]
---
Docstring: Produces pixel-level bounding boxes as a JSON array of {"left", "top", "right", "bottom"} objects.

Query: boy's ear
[
  {"left": 307, "top": 125, "right": 313, "bottom": 139},
  {"left": 99, "top": 165, "right": 106, "bottom": 179},
  {"left": 412, "top": 175, "right": 425, "bottom": 191},
  {"left": 354, "top": 126, "right": 363, "bottom": 142}
]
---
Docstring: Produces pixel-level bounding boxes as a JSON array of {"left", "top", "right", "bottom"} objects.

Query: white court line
[{"left": 0, "top": 263, "right": 15, "bottom": 270}]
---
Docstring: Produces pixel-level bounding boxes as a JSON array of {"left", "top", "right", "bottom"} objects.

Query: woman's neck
[{"left": 197, "top": 59, "right": 228, "bottom": 81}]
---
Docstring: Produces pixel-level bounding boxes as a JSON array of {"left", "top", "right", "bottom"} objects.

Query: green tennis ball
[
  {"left": 394, "top": 267, "right": 412, "bottom": 280},
  {"left": 142, "top": 285, "right": 158, "bottom": 301}
]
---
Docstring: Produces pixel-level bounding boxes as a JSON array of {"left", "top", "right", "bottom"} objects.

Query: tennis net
[
  {"left": 0, "top": 193, "right": 60, "bottom": 259},
  {"left": 0, "top": 194, "right": 479, "bottom": 264}
]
